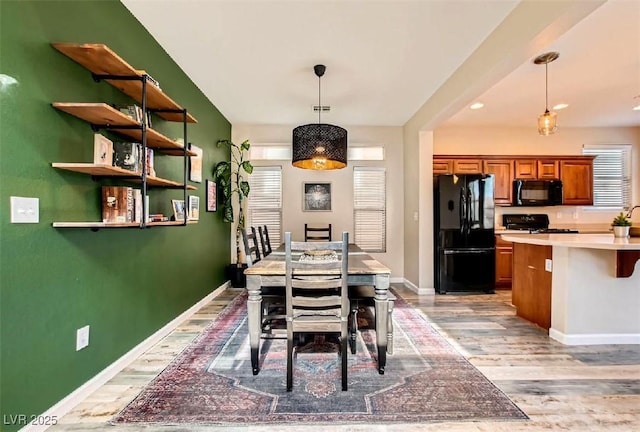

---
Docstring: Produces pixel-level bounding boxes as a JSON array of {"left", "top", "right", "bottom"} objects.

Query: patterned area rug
[{"left": 113, "top": 291, "right": 528, "bottom": 425}]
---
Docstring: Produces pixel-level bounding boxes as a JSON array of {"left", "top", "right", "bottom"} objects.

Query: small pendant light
[{"left": 534, "top": 52, "right": 560, "bottom": 136}]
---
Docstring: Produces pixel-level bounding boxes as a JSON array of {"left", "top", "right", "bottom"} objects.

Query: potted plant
[
  {"left": 611, "top": 212, "right": 632, "bottom": 238},
  {"left": 213, "top": 139, "right": 253, "bottom": 287}
]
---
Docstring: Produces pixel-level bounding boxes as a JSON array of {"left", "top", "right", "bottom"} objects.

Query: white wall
[{"left": 232, "top": 124, "right": 404, "bottom": 279}]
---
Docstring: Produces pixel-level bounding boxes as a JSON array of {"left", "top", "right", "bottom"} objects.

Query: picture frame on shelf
[
  {"left": 303, "top": 182, "right": 332, "bottom": 212},
  {"left": 171, "top": 199, "right": 186, "bottom": 221},
  {"left": 206, "top": 180, "right": 217, "bottom": 212},
  {"left": 188, "top": 195, "right": 200, "bottom": 221},
  {"left": 93, "top": 133, "right": 113, "bottom": 165},
  {"left": 189, "top": 144, "right": 203, "bottom": 183}
]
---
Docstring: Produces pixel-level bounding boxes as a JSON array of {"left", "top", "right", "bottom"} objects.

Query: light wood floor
[{"left": 49, "top": 285, "right": 640, "bottom": 431}]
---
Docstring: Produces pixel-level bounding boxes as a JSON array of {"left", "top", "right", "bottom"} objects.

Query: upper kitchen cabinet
[
  {"left": 483, "top": 159, "right": 513, "bottom": 205},
  {"left": 433, "top": 159, "right": 453, "bottom": 175},
  {"left": 514, "top": 159, "right": 537, "bottom": 179},
  {"left": 560, "top": 157, "right": 595, "bottom": 205},
  {"left": 537, "top": 160, "right": 560, "bottom": 179},
  {"left": 453, "top": 159, "right": 482, "bottom": 174}
]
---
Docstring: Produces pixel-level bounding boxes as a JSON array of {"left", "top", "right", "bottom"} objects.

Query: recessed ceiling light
[
  {"left": 470, "top": 102, "right": 484, "bottom": 110},
  {"left": 553, "top": 103, "right": 569, "bottom": 110},
  {"left": 633, "top": 105, "right": 640, "bottom": 111}
]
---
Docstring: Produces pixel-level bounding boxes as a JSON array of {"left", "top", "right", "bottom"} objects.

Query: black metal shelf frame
[{"left": 89, "top": 73, "right": 190, "bottom": 228}]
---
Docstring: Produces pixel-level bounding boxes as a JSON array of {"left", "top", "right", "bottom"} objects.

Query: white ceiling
[{"left": 122, "top": 0, "right": 640, "bottom": 130}]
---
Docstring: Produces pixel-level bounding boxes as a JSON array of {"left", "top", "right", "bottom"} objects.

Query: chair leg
[
  {"left": 349, "top": 301, "right": 358, "bottom": 354},
  {"left": 341, "top": 330, "right": 348, "bottom": 391},
  {"left": 286, "top": 334, "right": 293, "bottom": 391},
  {"left": 387, "top": 299, "right": 394, "bottom": 355}
]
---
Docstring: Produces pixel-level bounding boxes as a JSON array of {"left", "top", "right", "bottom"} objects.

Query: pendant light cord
[
  {"left": 545, "top": 63, "right": 549, "bottom": 112},
  {"left": 318, "top": 73, "right": 321, "bottom": 124}
]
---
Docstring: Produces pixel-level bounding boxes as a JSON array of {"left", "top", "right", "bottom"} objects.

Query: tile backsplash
[{"left": 494, "top": 205, "right": 639, "bottom": 229}]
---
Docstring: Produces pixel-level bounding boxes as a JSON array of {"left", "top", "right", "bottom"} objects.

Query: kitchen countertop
[{"left": 500, "top": 233, "right": 640, "bottom": 250}]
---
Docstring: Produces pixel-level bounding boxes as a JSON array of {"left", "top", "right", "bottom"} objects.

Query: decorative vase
[{"left": 613, "top": 226, "right": 630, "bottom": 238}]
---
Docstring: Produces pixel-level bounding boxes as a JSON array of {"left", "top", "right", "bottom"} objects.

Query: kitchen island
[{"left": 501, "top": 233, "right": 640, "bottom": 345}]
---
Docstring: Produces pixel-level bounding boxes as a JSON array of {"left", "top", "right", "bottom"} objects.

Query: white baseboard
[
  {"left": 402, "top": 278, "right": 435, "bottom": 295},
  {"left": 549, "top": 327, "right": 640, "bottom": 345},
  {"left": 21, "top": 282, "right": 230, "bottom": 432}
]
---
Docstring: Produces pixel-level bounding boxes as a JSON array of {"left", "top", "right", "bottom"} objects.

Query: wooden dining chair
[
  {"left": 258, "top": 225, "right": 273, "bottom": 257},
  {"left": 304, "top": 223, "right": 332, "bottom": 241},
  {"left": 284, "top": 231, "right": 349, "bottom": 391},
  {"left": 241, "top": 227, "right": 262, "bottom": 266}
]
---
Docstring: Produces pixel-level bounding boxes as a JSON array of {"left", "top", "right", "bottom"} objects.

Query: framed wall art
[
  {"left": 171, "top": 199, "right": 186, "bottom": 221},
  {"left": 188, "top": 195, "right": 200, "bottom": 221},
  {"left": 303, "top": 182, "right": 332, "bottom": 211},
  {"left": 189, "top": 144, "right": 203, "bottom": 183},
  {"left": 206, "top": 180, "right": 217, "bottom": 212}
]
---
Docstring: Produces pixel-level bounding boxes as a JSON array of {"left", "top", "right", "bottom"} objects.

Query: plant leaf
[
  {"left": 239, "top": 181, "right": 250, "bottom": 197},
  {"left": 241, "top": 161, "right": 253, "bottom": 174},
  {"left": 240, "top": 140, "right": 250, "bottom": 151},
  {"left": 223, "top": 205, "right": 234, "bottom": 223}
]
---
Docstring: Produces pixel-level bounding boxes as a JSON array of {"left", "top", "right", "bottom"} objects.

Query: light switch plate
[
  {"left": 545, "top": 259, "right": 553, "bottom": 272},
  {"left": 10, "top": 196, "right": 39, "bottom": 223},
  {"left": 76, "top": 325, "right": 90, "bottom": 351}
]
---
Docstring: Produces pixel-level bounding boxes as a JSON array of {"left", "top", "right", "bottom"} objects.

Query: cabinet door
[
  {"left": 433, "top": 159, "right": 453, "bottom": 175},
  {"left": 514, "top": 159, "right": 537, "bottom": 179},
  {"left": 483, "top": 159, "right": 513, "bottom": 205},
  {"left": 537, "top": 160, "right": 559, "bottom": 179},
  {"left": 560, "top": 159, "right": 593, "bottom": 205},
  {"left": 453, "top": 159, "right": 482, "bottom": 174},
  {"left": 495, "top": 236, "right": 513, "bottom": 288}
]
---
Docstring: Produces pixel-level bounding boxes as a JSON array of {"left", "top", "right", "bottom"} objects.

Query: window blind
[
  {"left": 583, "top": 144, "right": 631, "bottom": 209},
  {"left": 353, "top": 167, "right": 386, "bottom": 252},
  {"left": 248, "top": 166, "right": 282, "bottom": 248}
]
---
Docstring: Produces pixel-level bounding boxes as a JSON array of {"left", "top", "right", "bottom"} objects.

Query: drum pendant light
[
  {"left": 292, "top": 65, "right": 347, "bottom": 170},
  {"left": 534, "top": 52, "right": 560, "bottom": 136}
]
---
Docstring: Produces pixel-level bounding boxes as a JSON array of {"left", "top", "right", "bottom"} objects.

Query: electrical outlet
[
  {"left": 556, "top": 212, "right": 563, "bottom": 219},
  {"left": 413, "top": 211, "right": 418, "bottom": 221},
  {"left": 10, "top": 196, "right": 39, "bottom": 223},
  {"left": 572, "top": 211, "right": 579, "bottom": 220},
  {"left": 76, "top": 325, "right": 90, "bottom": 351},
  {"left": 545, "top": 259, "right": 553, "bottom": 272}
]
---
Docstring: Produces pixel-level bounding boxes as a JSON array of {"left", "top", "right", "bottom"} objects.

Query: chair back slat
[
  {"left": 242, "top": 227, "right": 262, "bottom": 266},
  {"left": 258, "top": 225, "right": 273, "bottom": 257},
  {"left": 304, "top": 223, "right": 332, "bottom": 241}
]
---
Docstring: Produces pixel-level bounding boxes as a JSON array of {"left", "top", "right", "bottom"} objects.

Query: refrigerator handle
[
  {"left": 459, "top": 188, "right": 465, "bottom": 235},
  {"left": 466, "top": 187, "right": 472, "bottom": 235}
]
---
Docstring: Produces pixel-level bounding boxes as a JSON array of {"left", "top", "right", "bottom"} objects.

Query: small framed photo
[
  {"left": 303, "top": 182, "right": 332, "bottom": 211},
  {"left": 171, "top": 199, "right": 186, "bottom": 221},
  {"left": 188, "top": 195, "right": 200, "bottom": 221},
  {"left": 189, "top": 144, "right": 203, "bottom": 183},
  {"left": 206, "top": 180, "right": 217, "bottom": 212}
]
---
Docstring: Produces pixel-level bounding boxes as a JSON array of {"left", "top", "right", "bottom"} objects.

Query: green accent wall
[{"left": 0, "top": 1, "right": 231, "bottom": 429}]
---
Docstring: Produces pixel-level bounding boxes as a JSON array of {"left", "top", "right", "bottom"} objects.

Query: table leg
[
  {"left": 374, "top": 273, "right": 390, "bottom": 374},
  {"left": 246, "top": 275, "right": 262, "bottom": 375}
]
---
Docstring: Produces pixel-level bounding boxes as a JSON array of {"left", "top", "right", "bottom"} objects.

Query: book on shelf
[
  {"left": 113, "top": 142, "right": 142, "bottom": 172},
  {"left": 102, "top": 186, "right": 134, "bottom": 223},
  {"left": 136, "top": 70, "right": 161, "bottom": 89},
  {"left": 93, "top": 133, "right": 113, "bottom": 165},
  {"left": 145, "top": 148, "right": 155, "bottom": 177},
  {"left": 117, "top": 104, "right": 152, "bottom": 127}
]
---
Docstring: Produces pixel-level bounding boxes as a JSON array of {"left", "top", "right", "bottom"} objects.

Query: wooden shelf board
[
  {"left": 53, "top": 220, "right": 196, "bottom": 228},
  {"left": 51, "top": 163, "right": 195, "bottom": 189},
  {"left": 52, "top": 103, "right": 195, "bottom": 155},
  {"left": 51, "top": 43, "right": 197, "bottom": 123}
]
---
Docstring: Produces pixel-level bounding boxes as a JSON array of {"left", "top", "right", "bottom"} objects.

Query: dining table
[{"left": 244, "top": 243, "right": 392, "bottom": 375}]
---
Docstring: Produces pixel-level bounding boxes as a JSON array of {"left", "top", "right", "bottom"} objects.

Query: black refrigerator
[{"left": 434, "top": 174, "right": 495, "bottom": 294}]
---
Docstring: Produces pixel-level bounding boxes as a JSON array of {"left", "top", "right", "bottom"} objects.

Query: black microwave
[{"left": 512, "top": 179, "right": 563, "bottom": 206}]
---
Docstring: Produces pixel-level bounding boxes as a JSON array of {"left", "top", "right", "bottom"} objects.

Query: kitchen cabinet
[
  {"left": 453, "top": 159, "right": 482, "bottom": 174},
  {"left": 537, "top": 160, "right": 560, "bottom": 179},
  {"left": 495, "top": 235, "right": 513, "bottom": 288},
  {"left": 483, "top": 159, "right": 513, "bottom": 205},
  {"left": 514, "top": 159, "right": 537, "bottom": 179},
  {"left": 511, "top": 242, "right": 552, "bottom": 330},
  {"left": 50, "top": 43, "right": 197, "bottom": 229},
  {"left": 433, "top": 159, "right": 453, "bottom": 175},
  {"left": 560, "top": 159, "right": 594, "bottom": 205}
]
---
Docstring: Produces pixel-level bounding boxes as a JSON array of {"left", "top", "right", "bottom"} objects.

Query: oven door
[{"left": 437, "top": 247, "right": 495, "bottom": 294}]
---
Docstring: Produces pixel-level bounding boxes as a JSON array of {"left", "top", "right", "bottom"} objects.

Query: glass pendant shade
[
  {"left": 537, "top": 109, "right": 557, "bottom": 135},
  {"left": 292, "top": 64, "right": 347, "bottom": 170}
]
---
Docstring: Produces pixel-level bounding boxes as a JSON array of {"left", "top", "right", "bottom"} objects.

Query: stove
[{"left": 502, "top": 214, "right": 579, "bottom": 234}]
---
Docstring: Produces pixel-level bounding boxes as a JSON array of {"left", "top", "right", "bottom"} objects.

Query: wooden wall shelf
[
  {"left": 51, "top": 43, "right": 197, "bottom": 123},
  {"left": 51, "top": 103, "right": 195, "bottom": 155},
  {"left": 51, "top": 163, "right": 196, "bottom": 189}
]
